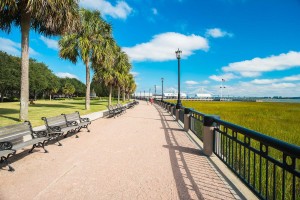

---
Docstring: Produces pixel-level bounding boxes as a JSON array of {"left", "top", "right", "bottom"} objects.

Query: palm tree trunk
[
  {"left": 19, "top": 7, "right": 31, "bottom": 121},
  {"left": 109, "top": 84, "right": 112, "bottom": 106},
  {"left": 122, "top": 87, "right": 125, "bottom": 102},
  {"left": 117, "top": 87, "right": 120, "bottom": 104},
  {"left": 85, "top": 59, "right": 90, "bottom": 110}
]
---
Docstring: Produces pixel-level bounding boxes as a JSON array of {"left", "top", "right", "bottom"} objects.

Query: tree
[
  {"left": 0, "top": 0, "right": 79, "bottom": 120},
  {"left": 59, "top": 8, "right": 112, "bottom": 110},
  {"left": 63, "top": 82, "right": 75, "bottom": 98}
]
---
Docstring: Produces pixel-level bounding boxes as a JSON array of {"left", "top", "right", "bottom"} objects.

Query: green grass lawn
[
  {"left": 169, "top": 100, "right": 300, "bottom": 146},
  {"left": 0, "top": 98, "right": 126, "bottom": 128}
]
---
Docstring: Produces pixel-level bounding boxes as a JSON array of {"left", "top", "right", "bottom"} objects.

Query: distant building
[
  {"left": 195, "top": 93, "right": 212, "bottom": 98},
  {"left": 163, "top": 93, "right": 187, "bottom": 99}
]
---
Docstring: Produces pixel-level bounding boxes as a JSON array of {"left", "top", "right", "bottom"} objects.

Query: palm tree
[
  {"left": 0, "top": 0, "right": 79, "bottom": 121},
  {"left": 114, "top": 48, "right": 131, "bottom": 103},
  {"left": 59, "top": 8, "right": 112, "bottom": 110}
]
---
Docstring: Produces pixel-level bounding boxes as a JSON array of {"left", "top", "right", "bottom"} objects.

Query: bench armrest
[
  {"left": 0, "top": 141, "right": 13, "bottom": 150},
  {"left": 49, "top": 126, "right": 62, "bottom": 132},
  {"left": 32, "top": 130, "right": 48, "bottom": 138},
  {"left": 80, "top": 117, "right": 90, "bottom": 122},
  {"left": 67, "top": 121, "right": 78, "bottom": 126}
]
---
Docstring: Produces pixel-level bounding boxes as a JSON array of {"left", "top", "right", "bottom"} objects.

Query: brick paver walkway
[{"left": 0, "top": 101, "right": 240, "bottom": 200}]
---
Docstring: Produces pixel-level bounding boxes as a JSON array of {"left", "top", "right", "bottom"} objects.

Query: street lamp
[
  {"left": 220, "top": 79, "right": 226, "bottom": 100},
  {"left": 175, "top": 48, "right": 182, "bottom": 109},
  {"left": 154, "top": 85, "right": 156, "bottom": 99},
  {"left": 161, "top": 78, "right": 164, "bottom": 101}
]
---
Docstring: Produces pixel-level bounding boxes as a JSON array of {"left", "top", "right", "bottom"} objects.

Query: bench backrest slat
[
  {"left": 65, "top": 112, "right": 80, "bottom": 122},
  {"left": 0, "top": 122, "right": 32, "bottom": 144},
  {"left": 44, "top": 115, "right": 67, "bottom": 128}
]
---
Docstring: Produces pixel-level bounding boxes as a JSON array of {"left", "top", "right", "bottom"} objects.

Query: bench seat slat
[{"left": 13, "top": 137, "right": 48, "bottom": 151}]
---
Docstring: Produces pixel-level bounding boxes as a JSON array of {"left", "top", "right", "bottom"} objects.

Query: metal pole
[
  {"left": 176, "top": 53, "right": 182, "bottom": 109},
  {"left": 144, "top": 90, "right": 145, "bottom": 100},
  {"left": 154, "top": 85, "right": 156, "bottom": 99},
  {"left": 149, "top": 88, "right": 151, "bottom": 98},
  {"left": 161, "top": 78, "right": 164, "bottom": 101}
]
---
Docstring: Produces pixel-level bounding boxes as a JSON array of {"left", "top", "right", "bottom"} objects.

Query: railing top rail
[
  {"left": 213, "top": 117, "right": 300, "bottom": 157},
  {"left": 190, "top": 109, "right": 206, "bottom": 117}
]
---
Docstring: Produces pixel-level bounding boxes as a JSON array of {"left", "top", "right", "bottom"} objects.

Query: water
[{"left": 256, "top": 99, "right": 300, "bottom": 103}]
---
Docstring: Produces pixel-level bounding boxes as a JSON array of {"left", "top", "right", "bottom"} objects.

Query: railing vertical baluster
[
  {"left": 259, "top": 153, "right": 262, "bottom": 195},
  {"left": 266, "top": 159, "right": 269, "bottom": 199},
  {"left": 292, "top": 174, "right": 295, "bottom": 200},
  {"left": 253, "top": 153, "right": 256, "bottom": 188},
  {"left": 248, "top": 143, "right": 251, "bottom": 184},
  {"left": 282, "top": 169, "right": 285, "bottom": 200},
  {"left": 273, "top": 164, "right": 276, "bottom": 200}
]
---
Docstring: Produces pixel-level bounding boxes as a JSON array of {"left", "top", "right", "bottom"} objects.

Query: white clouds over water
[
  {"left": 223, "top": 51, "right": 300, "bottom": 77},
  {"left": 123, "top": 32, "right": 209, "bottom": 62}
]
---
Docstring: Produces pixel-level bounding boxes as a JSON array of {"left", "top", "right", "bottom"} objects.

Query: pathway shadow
[{"left": 154, "top": 104, "right": 243, "bottom": 200}]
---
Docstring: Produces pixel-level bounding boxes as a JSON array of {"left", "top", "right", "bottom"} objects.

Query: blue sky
[{"left": 1, "top": 0, "right": 300, "bottom": 97}]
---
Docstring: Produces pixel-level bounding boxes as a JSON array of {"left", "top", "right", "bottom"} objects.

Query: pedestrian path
[{"left": 0, "top": 101, "right": 242, "bottom": 200}]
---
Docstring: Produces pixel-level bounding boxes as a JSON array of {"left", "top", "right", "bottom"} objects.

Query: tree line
[
  {"left": 0, "top": 1, "right": 136, "bottom": 121},
  {"left": 0, "top": 51, "right": 86, "bottom": 101}
]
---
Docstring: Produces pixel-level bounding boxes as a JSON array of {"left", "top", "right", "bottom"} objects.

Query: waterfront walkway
[{"left": 0, "top": 101, "right": 242, "bottom": 200}]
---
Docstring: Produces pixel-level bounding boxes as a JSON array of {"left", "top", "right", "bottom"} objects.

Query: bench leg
[
  {"left": 41, "top": 141, "right": 48, "bottom": 153},
  {"left": 28, "top": 144, "right": 36, "bottom": 153},
  {"left": 56, "top": 137, "right": 62, "bottom": 146},
  {"left": 2, "top": 158, "right": 15, "bottom": 172}
]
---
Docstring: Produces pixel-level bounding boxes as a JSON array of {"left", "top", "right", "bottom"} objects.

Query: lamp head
[{"left": 175, "top": 48, "right": 182, "bottom": 59}]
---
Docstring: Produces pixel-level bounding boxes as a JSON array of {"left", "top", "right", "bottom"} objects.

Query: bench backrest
[
  {"left": 0, "top": 122, "right": 33, "bottom": 145},
  {"left": 42, "top": 115, "right": 67, "bottom": 130},
  {"left": 64, "top": 112, "right": 80, "bottom": 123}
]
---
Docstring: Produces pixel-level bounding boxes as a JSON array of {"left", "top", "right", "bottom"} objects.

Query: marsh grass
[
  {"left": 0, "top": 98, "right": 125, "bottom": 127},
  {"left": 178, "top": 101, "right": 300, "bottom": 146}
]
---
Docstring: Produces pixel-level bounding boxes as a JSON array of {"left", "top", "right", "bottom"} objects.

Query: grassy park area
[
  {"left": 170, "top": 100, "right": 300, "bottom": 146},
  {"left": 0, "top": 98, "right": 123, "bottom": 128}
]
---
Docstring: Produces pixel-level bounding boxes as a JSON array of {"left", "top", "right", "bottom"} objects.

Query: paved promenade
[{"left": 0, "top": 101, "right": 241, "bottom": 200}]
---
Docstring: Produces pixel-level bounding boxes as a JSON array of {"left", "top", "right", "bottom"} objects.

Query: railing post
[
  {"left": 184, "top": 108, "right": 190, "bottom": 131},
  {"left": 170, "top": 104, "right": 174, "bottom": 115},
  {"left": 203, "top": 115, "right": 216, "bottom": 157}
]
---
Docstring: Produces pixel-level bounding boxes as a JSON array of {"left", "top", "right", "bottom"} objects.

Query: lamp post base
[{"left": 176, "top": 102, "right": 182, "bottom": 109}]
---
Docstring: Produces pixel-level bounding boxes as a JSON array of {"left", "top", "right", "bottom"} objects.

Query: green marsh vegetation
[{"left": 180, "top": 101, "right": 300, "bottom": 146}]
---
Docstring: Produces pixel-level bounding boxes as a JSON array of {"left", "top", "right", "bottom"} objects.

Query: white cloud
[
  {"left": 201, "top": 80, "right": 210, "bottom": 84},
  {"left": 0, "top": 37, "right": 38, "bottom": 56},
  {"left": 251, "top": 74, "right": 300, "bottom": 85},
  {"left": 152, "top": 8, "right": 158, "bottom": 15},
  {"left": 185, "top": 80, "right": 198, "bottom": 85},
  {"left": 206, "top": 28, "right": 233, "bottom": 38},
  {"left": 40, "top": 36, "right": 58, "bottom": 51},
  {"left": 123, "top": 32, "right": 209, "bottom": 62},
  {"left": 223, "top": 51, "right": 300, "bottom": 77},
  {"left": 56, "top": 72, "right": 79, "bottom": 80},
  {"left": 209, "top": 73, "right": 238, "bottom": 82},
  {"left": 80, "top": 0, "right": 132, "bottom": 19},
  {"left": 130, "top": 71, "right": 139, "bottom": 77}
]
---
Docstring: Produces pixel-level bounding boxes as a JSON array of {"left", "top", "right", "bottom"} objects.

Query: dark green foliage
[{"left": 0, "top": 51, "right": 86, "bottom": 101}]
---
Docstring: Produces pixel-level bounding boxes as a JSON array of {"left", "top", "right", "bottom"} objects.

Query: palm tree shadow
[{"left": 0, "top": 108, "right": 20, "bottom": 122}]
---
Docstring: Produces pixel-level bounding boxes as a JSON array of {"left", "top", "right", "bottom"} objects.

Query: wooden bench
[
  {"left": 42, "top": 114, "right": 81, "bottom": 142},
  {"left": 62, "top": 111, "right": 91, "bottom": 132},
  {"left": 0, "top": 121, "right": 49, "bottom": 171}
]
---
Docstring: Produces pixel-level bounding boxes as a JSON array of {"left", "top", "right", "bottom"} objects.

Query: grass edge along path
[{"left": 0, "top": 98, "right": 127, "bottom": 128}]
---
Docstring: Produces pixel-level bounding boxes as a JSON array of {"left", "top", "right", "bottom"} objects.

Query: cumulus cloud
[
  {"left": 80, "top": 0, "right": 132, "bottom": 19},
  {"left": 130, "top": 71, "right": 139, "bottom": 77},
  {"left": 223, "top": 51, "right": 300, "bottom": 77},
  {"left": 56, "top": 72, "right": 79, "bottom": 80},
  {"left": 152, "top": 8, "right": 158, "bottom": 15},
  {"left": 185, "top": 80, "right": 198, "bottom": 85},
  {"left": 206, "top": 28, "right": 233, "bottom": 38},
  {"left": 0, "top": 37, "right": 38, "bottom": 56},
  {"left": 40, "top": 36, "right": 58, "bottom": 51},
  {"left": 209, "top": 73, "right": 238, "bottom": 82},
  {"left": 251, "top": 74, "right": 300, "bottom": 85},
  {"left": 123, "top": 32, "right": 209, "bottom": 62}
]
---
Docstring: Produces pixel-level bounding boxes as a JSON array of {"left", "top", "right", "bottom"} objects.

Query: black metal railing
[
  {"left": 190, "top": 110, "right": 205, "bottom": 141},
  {"left": 213, "top": 118, "right": 300, "bottom": 200},
  {"left": 179, "top": 107, "right": 185, "bottom": 123}
]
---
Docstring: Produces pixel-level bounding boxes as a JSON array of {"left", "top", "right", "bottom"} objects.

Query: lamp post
[
  {"left": 154, "top": 85, "right": 156, "bottom": 99},
  {"left": 144, "top": 90, "right": 145, "bottom": 100},
  {"left": 140, "top": 91, "right": 141, "bottom": 100},
  {"left": 220, "top": 79, "right": 226, "bottom": 100},
  {"left": 175, "top": 48, "right": 182, "bottom": 109},
  {"left": 149, "top": 88, "right": 151, "bottom": 98},
  {"left": 161, "top": 78, "right": 164, "bottom": 101}
]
